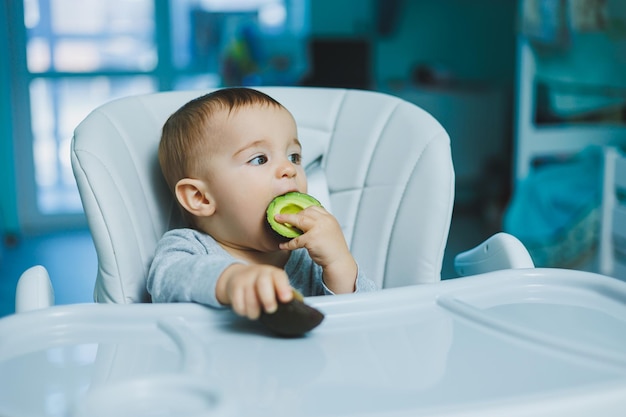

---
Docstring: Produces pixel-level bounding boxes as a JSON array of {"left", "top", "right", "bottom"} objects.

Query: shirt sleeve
[
  {"left": 354, "top": 268, "right": 378, "bottom": 292},
  {"left": 322, "top": 265, "right": 379, "bottom": 295},
  {"left": 321, "top": 266, "right": 379, "bottom": 294},
  {"left": 147, "top": 228, "right": 243, "bottom": 308}
]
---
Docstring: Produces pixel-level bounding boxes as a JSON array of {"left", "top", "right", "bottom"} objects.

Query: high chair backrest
[{"left": 72, "top": 87, "right": 454, "bottom": 303}]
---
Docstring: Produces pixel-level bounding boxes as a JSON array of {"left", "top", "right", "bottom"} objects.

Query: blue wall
[
  {"left": 0, "top": 1, "right": 19, "bottom": 236},
  {"left": 310, "top": 0, "right": 517, "bottom": 89}
]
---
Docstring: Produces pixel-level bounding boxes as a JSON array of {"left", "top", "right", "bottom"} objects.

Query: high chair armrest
[
  {"left": 15, "top": 265, "right": 55, "bottom": 313},
  {"left": 454, "top": 232, "right": 534, "bottom": 277}
]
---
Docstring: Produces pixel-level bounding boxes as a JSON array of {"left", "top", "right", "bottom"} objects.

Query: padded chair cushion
[{"left": 71, "top": 87, "right": 454, "bottom": 303}]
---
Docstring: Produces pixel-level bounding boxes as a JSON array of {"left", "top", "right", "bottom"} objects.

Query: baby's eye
[
  {"left": 249, "top": 155, "right": 268, "bottom": 166},
  {"left": 289, "top": 153, "right": 302, "bottom": 164}
]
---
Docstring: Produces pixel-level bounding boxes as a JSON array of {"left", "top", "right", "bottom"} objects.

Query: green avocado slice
[{"left": 266, "top": 192, "right": 322, "bottom": 238}]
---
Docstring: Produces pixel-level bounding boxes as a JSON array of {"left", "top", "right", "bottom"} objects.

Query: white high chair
[
  {"left": 16, "top": 86, "right": 531, "bottom": 309},
  {"left": 6, "top": 88, "right": 626, "bottom": 417}
]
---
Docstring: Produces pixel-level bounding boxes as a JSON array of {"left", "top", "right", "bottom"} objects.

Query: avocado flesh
[
  {"left": 259, "top": 290, "right": 325, "bottom": 337},
  {"left": 266, "top": 192, "right": 322, "bottom": 238}
]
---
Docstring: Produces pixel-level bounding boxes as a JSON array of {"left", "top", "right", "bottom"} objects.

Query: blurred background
[{"left": 1, "top": 0, "right": 625, "bottom": 316}]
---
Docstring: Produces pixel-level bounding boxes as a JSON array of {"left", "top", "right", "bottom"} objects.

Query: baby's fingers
[
  {"left": 256, "top": 270, "right": 294, "bottom": 314},
  {"left": 273, "top": 273, "right": 295, "bottom": 304},
  {"left": 278, "top": 235, "right": 303, "bottom": 251},
  {"left": 243, "top": 286, "right": 262, "bottom": 320},
  {"left": 229, "top": 285, "right": 248, "bottom": 318},
  {"left": 273, "top": 212, "right": 306, "bottom": 235},
  {"left": 256, "top": 274, "right": 279, "bottom": 314}
]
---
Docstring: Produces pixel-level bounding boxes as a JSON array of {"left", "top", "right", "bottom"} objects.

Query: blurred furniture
[
  {"left": 514, "top": 37, "right": 626, "bottom": 185},
  {"left": 509, "top": 31, "right": 626, "bottom": 270},
  {"left": 599, "top": 146, "right": 626, "bottom": 281},
  {"left": 300, "top": 38, "right": 371, "bottom": 89}
]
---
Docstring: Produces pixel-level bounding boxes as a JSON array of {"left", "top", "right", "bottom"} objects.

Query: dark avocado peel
[
  {"left": 266, "top": 192, "right": 322, "bottom": 238},
  {"left": 259, "top": 289, "right": 325, "bottom": 337}
]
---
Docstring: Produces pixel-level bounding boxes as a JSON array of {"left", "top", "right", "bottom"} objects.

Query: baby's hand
[
  {"left": 275, "top": 206, "right": 357, "bottom": 294},
  {"left": 216, "top": 264, "right": 293, "bottom": 320}
]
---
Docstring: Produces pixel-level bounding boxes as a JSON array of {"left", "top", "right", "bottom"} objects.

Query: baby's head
[
  {"left": 159, "top": 88, "right": 306, "bottom": 246},
  {"left": 159, "top": 88, "right": 283, "bottom": 194}
]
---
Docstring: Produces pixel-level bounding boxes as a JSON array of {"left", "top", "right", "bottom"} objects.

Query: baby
[{"left": 148, "top": 87, "right": 377, "bottom": 319}]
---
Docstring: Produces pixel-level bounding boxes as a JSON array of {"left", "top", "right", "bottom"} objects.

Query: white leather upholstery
[{"left": 71, "top": 87, "right": 455, "bottom": 303}]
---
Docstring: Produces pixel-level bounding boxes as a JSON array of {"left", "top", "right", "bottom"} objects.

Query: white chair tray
[{"left": 1, "top": 268, "right": 626, "bottom": 417}]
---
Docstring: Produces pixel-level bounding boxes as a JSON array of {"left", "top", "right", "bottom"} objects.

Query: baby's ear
[{"left": 175, "top": 178, "right": 215, "bottom": 217}]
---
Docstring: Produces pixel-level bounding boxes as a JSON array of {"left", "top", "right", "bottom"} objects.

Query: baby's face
[{"left": 201, "top": 104, "right": 307, "bottom": 251}]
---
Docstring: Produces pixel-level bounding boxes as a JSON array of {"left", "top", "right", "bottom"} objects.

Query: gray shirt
[{"left": 147, "top": 228, "right": 377, "bottom": 308}]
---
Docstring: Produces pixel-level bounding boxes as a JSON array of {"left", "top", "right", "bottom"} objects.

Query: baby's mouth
[
  {"left": 265, "top": 192, "right": 321, "bottom": 239},
  {"left": 264, "top": 193, "right": 294, "bottom": 242}
]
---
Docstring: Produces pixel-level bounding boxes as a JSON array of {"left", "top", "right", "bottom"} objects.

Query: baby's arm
[
  {"left": 215, "top": 263, "right": 293, "bottom": 320},
  {"left": 275, "top": 206, "right": 358, "bottom": 294},
  {"left": 148, "top": 229, "right": 295, "bottom": 319},
  {"left": 147, "top": 229, "right": 235, "bottom": 307}
]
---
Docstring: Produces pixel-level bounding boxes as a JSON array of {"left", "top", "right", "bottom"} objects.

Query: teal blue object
[
  {"left": 0, "top": 2, "right": 19, "bottom": 236},
  {"left": 504, "top": 146, "right": 603, "bottom": 266}
]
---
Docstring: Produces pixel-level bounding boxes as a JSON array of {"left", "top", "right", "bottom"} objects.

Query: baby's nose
[{"left": 277, "top": 160, "right": 297, "bottom": 178}]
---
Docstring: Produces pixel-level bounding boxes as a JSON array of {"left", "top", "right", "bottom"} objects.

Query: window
[{"left": 6, "top": 0, "right": 308, "bottom": 230}]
